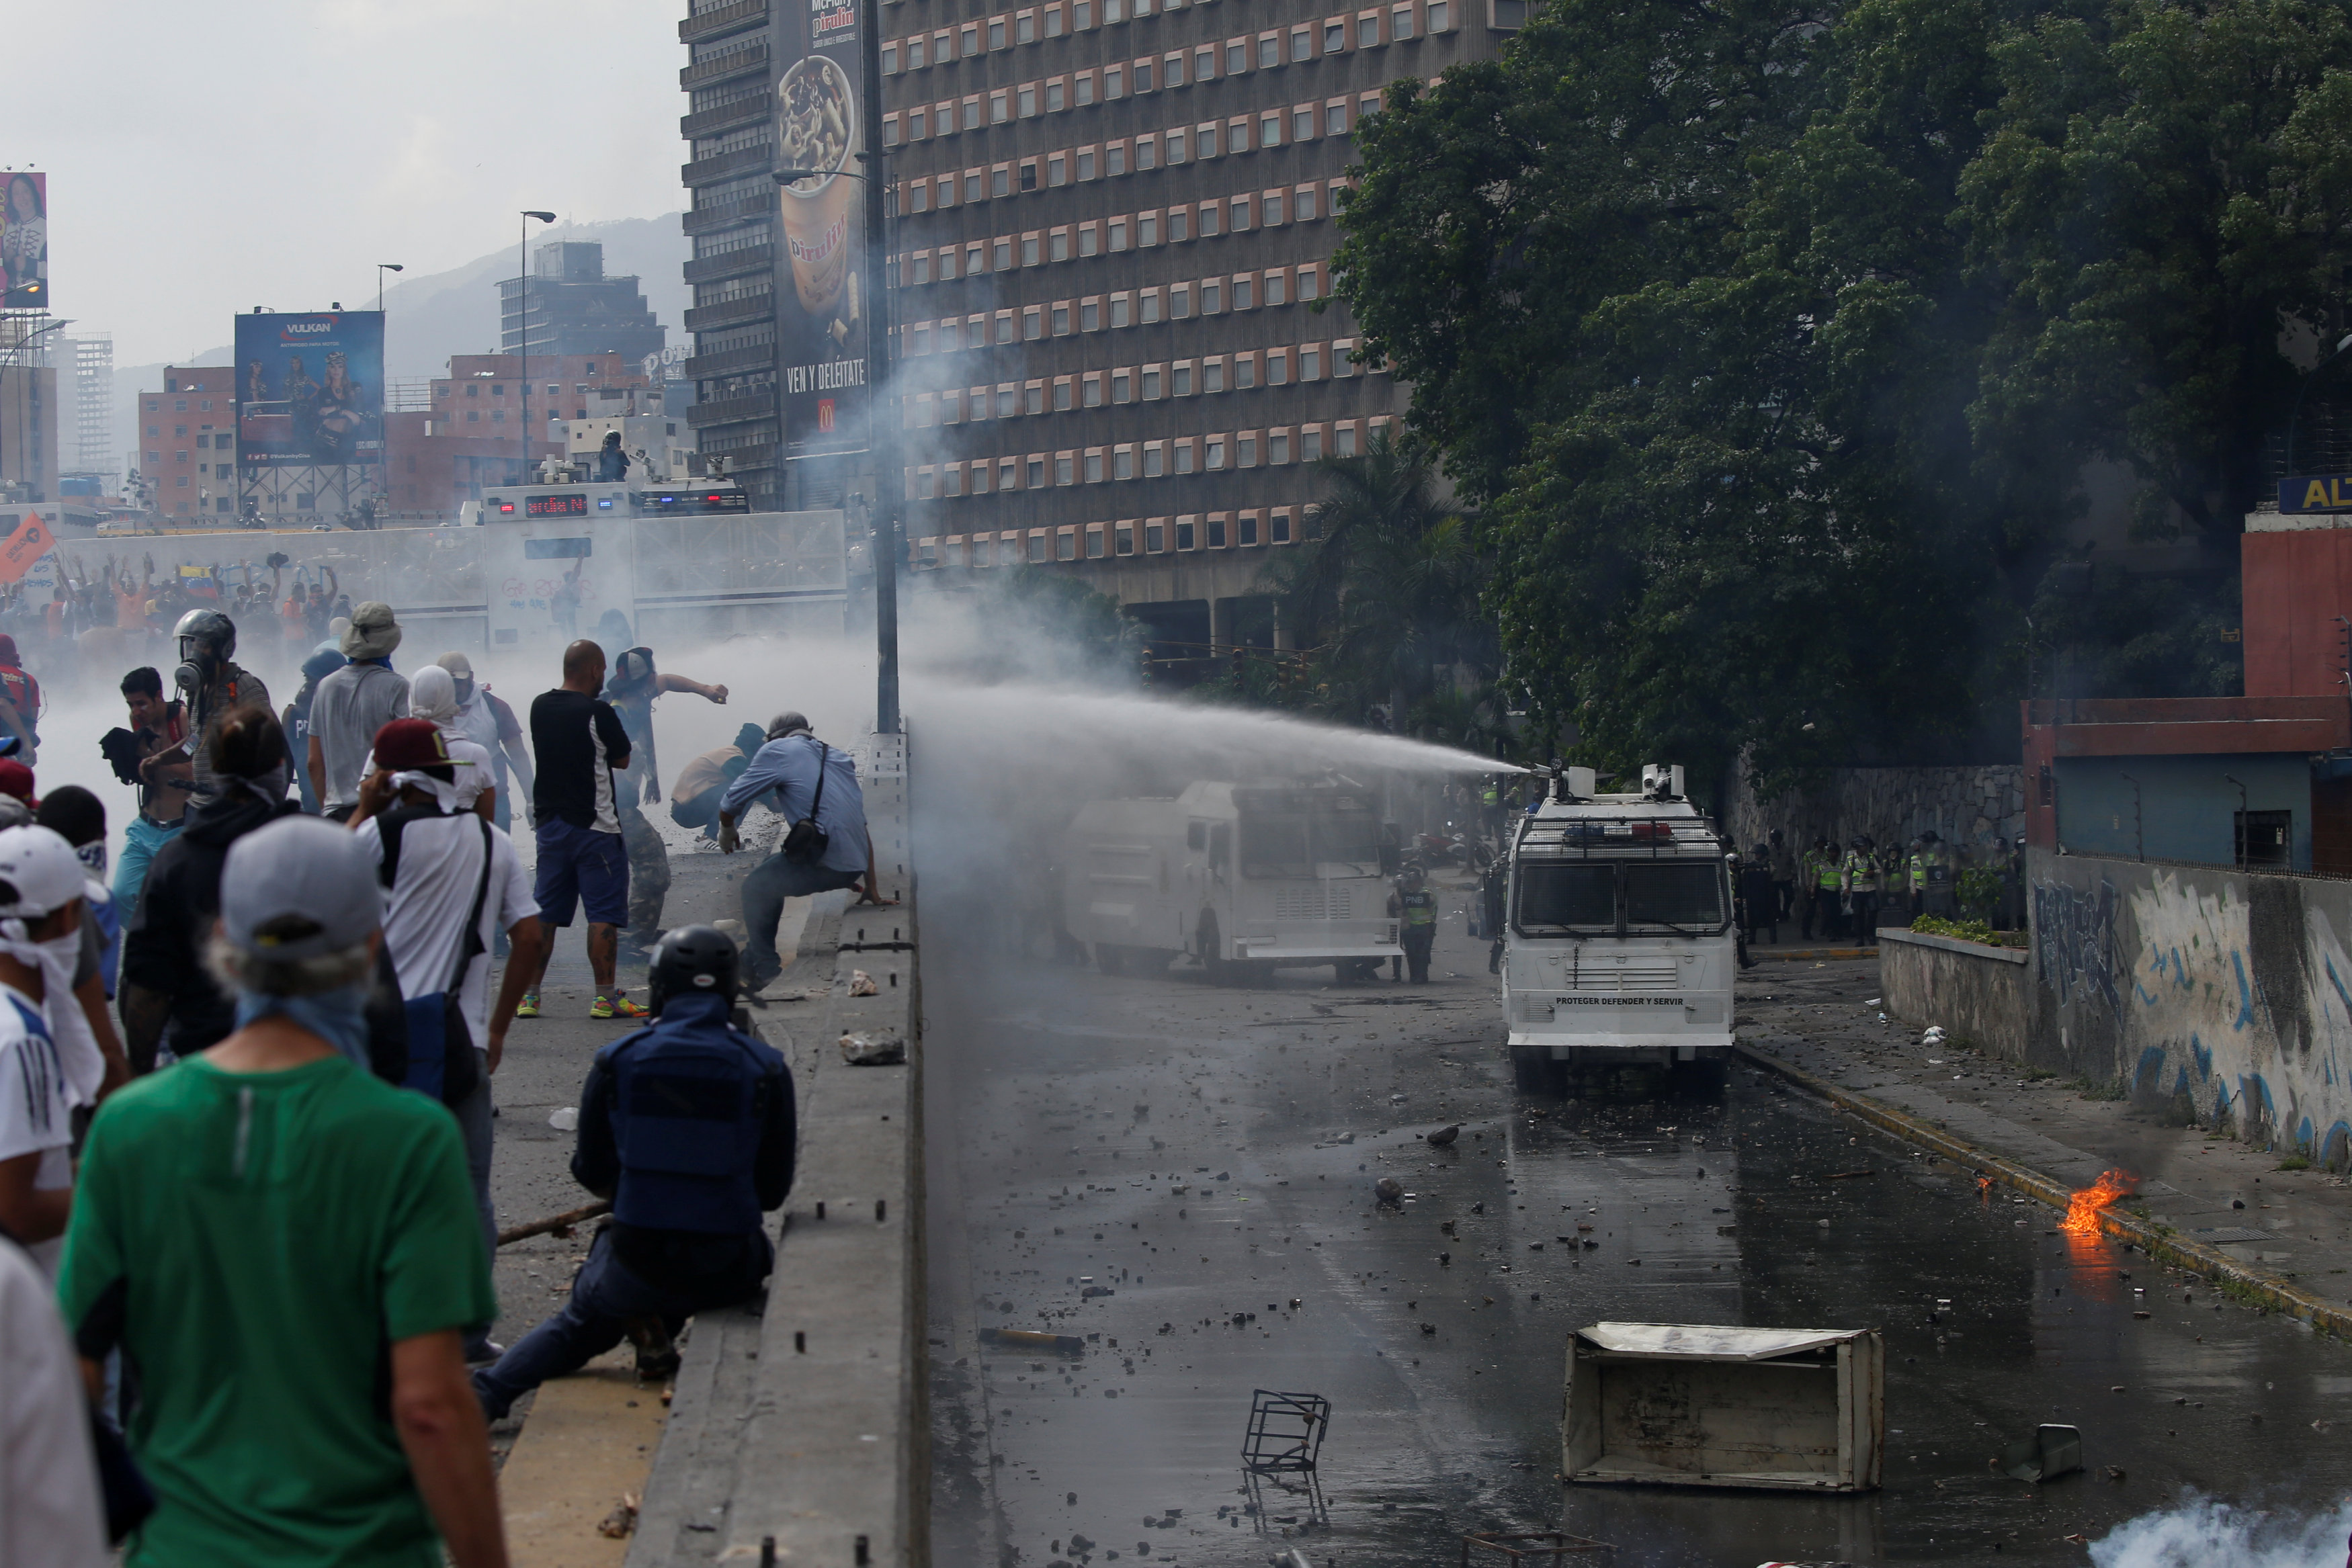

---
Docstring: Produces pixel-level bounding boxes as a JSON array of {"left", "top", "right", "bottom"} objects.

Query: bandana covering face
[
  {"left": 390, "top": 769, "right": 465, "bottom": 813},
  {"left": 0, "top": 904, "right": 101, "bottom": 1104}
]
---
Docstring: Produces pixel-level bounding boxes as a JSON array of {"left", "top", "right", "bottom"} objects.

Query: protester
[
  {"left": 101, "top": 668, "right": 192, "bottom": 914},
  {"left": 0, "top": 1229, "right": 110, "bottom": 1567},
  {"left": 718, "top": 711, "right": 892, "bottom": 992},
  {"left": 0, "top": 633, "right": 40, "bottom": 760},
  {"left": 437, "top": 652, "right": 534, "bottom": 833},
  {"left": 58, "top": 815, "right": 509, "bottom": 1568},
  {"left": 283, "top": 645, "right": 346, "bottom": 814},
  {"left": 473, "top": 924, "right": 792, "bottom": 1419},
  {"left": 169, "top": 609, "right": 272, "bottom": 801},
  {"left": 120, "top": 707, "right": 302, "bottom": 1073},
  {"left": 603, "top": 646, "right": 728, "bottom": 952},
  {"left": 669, "top": 722, "right": 769, "bottom": 838},
  {"left": 307, "top": 601, "right": 409, "bottom": 821},
  {"left": 515, "top": 640, "right": 642, "bottom": 1020},
  {"left": 0, "top": 826, "right": 102, "bottom": 1274},
  {"left": 349, "top": 717, "right": 541, "bottom": 1362},
  {"left": 394, "top": 666, "right": 496, "bottom": 818},
  {"left": 38, "top": 787, "right": 121, "bottom": 998}
]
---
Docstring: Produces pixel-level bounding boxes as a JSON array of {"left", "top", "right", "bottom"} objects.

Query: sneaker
[
  {"left": 591, "top": 994, "right": 648, "bottom": 1020},
  {"left": 513, "top": 993, "right": 540, "bottom": 1019}
]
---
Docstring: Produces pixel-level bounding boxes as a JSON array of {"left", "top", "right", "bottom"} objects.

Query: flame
[{"left": 2060, "top": 1170, "right": 2136, "bottom": 1235}]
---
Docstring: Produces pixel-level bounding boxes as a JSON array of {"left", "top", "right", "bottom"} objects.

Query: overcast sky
[{"left": 13, "top": 1, "right": 687, "bottom": 365}]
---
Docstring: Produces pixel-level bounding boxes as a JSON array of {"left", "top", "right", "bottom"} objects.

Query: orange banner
[{"left": 0, "top": 511, "right": 50, "bottom": 585}]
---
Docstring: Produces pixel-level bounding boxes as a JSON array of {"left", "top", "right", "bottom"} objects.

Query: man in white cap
[
  {"left": 0, "top": 824, "right": 101, "bottom": 1275},
  {"left": 306, "top": 600, "right": 409, "bottom": 822},
  {"left": 56, "top": 816, "right": 507, "bottom": 1567}
]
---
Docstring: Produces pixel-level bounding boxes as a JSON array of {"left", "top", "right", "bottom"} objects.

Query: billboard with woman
[
  {"left": 0, "top": 173, "right": 47, "bottom": 310},
  {"left": 233, "top": 311, "right": 384, "bottom": 469}
]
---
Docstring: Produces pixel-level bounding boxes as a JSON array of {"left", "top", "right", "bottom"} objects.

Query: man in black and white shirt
[{"left": 514, "top": 640, "right": 642, "bottom": 1021}]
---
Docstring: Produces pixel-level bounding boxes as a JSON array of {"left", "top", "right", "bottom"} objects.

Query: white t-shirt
[
  {"left": 364, "top": 812, "right": 538, "bottom": 1048},
  {"left": 0, "top": 984, "right": 72, "bottom": 1276},
  {"left": 0, "top": 1235, "right": 110, "bottom": 1568}
]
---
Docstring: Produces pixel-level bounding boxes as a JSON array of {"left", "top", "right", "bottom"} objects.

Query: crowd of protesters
[{"left": 0, "top": 595, "right": 894, "bottom": 1567}]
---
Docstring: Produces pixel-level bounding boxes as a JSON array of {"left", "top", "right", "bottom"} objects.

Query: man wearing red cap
[{"left": 351, "top": 717, "right": 541, "bottom": 1366}]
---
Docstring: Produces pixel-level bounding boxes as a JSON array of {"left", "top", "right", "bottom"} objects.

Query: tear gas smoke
[{"left": 2090, "top": 1493, "right": 2352, "bottom": 1568}]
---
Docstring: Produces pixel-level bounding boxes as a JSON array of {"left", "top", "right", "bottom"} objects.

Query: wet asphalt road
[{"left": 923, "top": 895, "right": 2352, "bottom": 1568}]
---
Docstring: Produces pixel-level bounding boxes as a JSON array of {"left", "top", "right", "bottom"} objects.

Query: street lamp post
[
  {"left": 519, "top": 212, "right": 556, "bottom": 478},
  {"left": 376, "top": 263, "right": 404, "bottom": 314}
]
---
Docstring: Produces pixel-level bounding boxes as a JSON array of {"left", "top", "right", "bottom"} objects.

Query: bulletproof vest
[
  {"left": 1400, "top": 888, "right": 1437, "bottom": 926},
  {"left": 605, "top": 1011, "right": 774, "bottom": 1235}
]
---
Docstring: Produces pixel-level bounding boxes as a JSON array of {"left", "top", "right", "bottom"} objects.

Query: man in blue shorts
[{"left": 513, "top": 640, "right": 644, "bottom": 1020}]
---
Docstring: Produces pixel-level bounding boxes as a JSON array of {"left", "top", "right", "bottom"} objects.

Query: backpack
[{"left": 375, "top": 805, "right": 494, "bottom": 1106}]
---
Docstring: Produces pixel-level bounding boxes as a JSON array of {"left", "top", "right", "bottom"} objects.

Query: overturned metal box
[{"left": 1562, "top": 1323, "right": 1884, "bottom": 1492}]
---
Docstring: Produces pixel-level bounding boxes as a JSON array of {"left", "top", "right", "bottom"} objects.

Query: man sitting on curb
[{"left": 472, "top": 925, "right": 792, "bottom": 1418}]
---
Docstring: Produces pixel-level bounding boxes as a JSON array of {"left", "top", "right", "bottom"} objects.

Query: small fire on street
[{"left": 2060, "top": 1170, "right": 2137, "bottom": 1235}]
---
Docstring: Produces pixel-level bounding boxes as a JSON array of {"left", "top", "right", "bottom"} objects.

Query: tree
[
  {"left": 1337, "top": 0, "right": 2352, "bottom": 791},
  {"left": 1251, "top": 431, "right": 1503, "bottom": 744}
]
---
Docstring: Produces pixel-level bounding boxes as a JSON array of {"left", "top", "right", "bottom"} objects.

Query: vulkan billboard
[
  {"left": 773, "top": 0, "right": 868, "bottom": 453},
  {"left": 235, "top": 312, "right": 384, "bottom": 470}
]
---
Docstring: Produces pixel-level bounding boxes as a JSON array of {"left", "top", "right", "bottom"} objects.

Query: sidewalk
[{"left": 1735, "top": 957, "right": 2352, "bottom": 1334}]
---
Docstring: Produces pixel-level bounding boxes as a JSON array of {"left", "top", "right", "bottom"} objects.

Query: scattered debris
[
  {"left": 1376, "top": 1178, "right": 1404, "bottom": 1207},
  {"left": 596, "top": 1493, "right": 639, "bottom": 1539},
  {"left": 847, "top": 968, "right": 880, "bottom": 996},
  {"left": 837, "top": 1030, "right": 906, "bottom": 1065},
  {"left": 547, "top": 1106, "right": 579, "bottom": 1132},
  {"left": 1427, "top": 1125, "right": 1461, "bottom": 1147},
  {"left": 1999, "top": 1424, "right": 2083, "bottom": 1483},
  {"left": 1824, "top": 1170, "right": 1876, "bottom": 1181},
  {"left": 1243, "top": 1389, "right": 1329, "bottom": 1474}
]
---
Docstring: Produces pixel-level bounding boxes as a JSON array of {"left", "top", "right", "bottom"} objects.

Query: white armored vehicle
[
  {"left": 1062, "top": 780, "right": 1404, "bottom": 981},
  {"left": 1502, "top": 763, "right": 1735, "bottom": 1088}
]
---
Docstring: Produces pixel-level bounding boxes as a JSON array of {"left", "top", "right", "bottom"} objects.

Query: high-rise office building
[
  {"left": 677, "top": 0, "right": 1527, "bottom": 636},
  {"left": 499, "top": 241, "right": 666, "bottom": 367},
  {"left": 54, "top": 331, "right": 114, "bottom": 485}
]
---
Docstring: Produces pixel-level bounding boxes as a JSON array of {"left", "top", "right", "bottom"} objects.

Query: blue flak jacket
[{"left": 575, "top": 990, "right": 795, "bottom": 1236}]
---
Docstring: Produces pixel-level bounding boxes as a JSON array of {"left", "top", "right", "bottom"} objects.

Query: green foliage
[
  {"left": 1910, "top": 914, "right": 2027, "bottom": 947},
  {"left": 1249, "top": 433, "right": 1513, "bottom": 751},
  {"left": 1338, "top": 0, "right": 2352, "bottom": 780},
  {"left": 2277, "top": 1153, "right": 2313, "bottom": 1170},
  {"left": 1957, "top": 865, "right": 2009, "bottom": 924}
]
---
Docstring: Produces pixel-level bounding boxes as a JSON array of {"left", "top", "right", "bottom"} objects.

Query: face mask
[
  {"left": 173, "top": 660, "right": 203, "bottom": 696},
  {"left": 236, "top": 983, "right": 372, "bottom": 1069},
  {"left": 453, "top": 677, "right": 476, "bottom": 705},
  {"left": 0, "top": 907, "right": 103, "bottom": 1107}
]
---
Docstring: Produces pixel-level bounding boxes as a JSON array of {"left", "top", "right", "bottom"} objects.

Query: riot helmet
[{"left": 648, "top": 923, "right": 742, "bottom": 1012}]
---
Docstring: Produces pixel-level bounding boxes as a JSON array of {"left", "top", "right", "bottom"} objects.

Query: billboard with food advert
[
  {"left": 773, "top": 0, "right": 868, "bottom": 453},
  {"left": 0, "top": 173, "right": 48, "bottom": 310},
  {"left": 235, "top": 311, "right": 385, "bottom": 470}
]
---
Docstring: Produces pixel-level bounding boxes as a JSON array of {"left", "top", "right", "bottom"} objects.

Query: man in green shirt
[{"left": 58, "top": 815, "right": 508, "bottom": 1568}]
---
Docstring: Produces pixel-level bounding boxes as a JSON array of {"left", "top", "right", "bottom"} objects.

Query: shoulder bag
[
  {"left": 781, "top": 739, "right": 832, "bottom": 867},
  {"left": 378, "top": 809, "right": 494, "bottom": 1106}
]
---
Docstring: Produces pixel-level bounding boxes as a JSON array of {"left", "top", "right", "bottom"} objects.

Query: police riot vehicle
[
  {"left": 1501, "top": 763, "right": 1736, "bottom": 1088},
  {"left": 1062, "top": 780, "right": 1404, "bottom": 982}
]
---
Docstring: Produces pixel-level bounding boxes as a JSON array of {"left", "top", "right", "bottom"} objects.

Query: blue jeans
[
  {"left": 472, "top": 1226, "right": 770, "bottom": 1419},
  {"left": 743, "top": 852, "right": 862, "bottom": 981},
  {"left": 112, "top": 814, "right": 181, "bottom": 914}
]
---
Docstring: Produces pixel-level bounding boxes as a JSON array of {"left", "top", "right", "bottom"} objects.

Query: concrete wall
[
  {"left": 2052, "top": 753, "right": 2312, "bottom": 871},
  {"left": 1732, "top": 765, "right": 2025, "bottom": 859},
  {"left": 1880, "top": 928, "right": 2031, "bottom": 1062},
  {"left": 2027, "top": 847, "right": 2352, "bottom": 1166}
]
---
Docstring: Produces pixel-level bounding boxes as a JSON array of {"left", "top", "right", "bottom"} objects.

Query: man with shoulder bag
[
  {"left": 349, "top": 719, "right": 542, "bottom": 1364},
  {"left": 714, "top": 712, "right": 893, "bottom": 995}
]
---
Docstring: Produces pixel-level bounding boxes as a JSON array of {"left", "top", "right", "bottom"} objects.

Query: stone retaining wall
[
  {"left": 1731, "top": 765, "right": 2026, "bottom": 859},
  {"left": 1880, "top": 928, "right": 2032, "bottom": 1063}
]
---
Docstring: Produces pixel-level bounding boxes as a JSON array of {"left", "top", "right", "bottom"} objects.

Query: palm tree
[{"left": 1260, "top": 431, "right": 1494, "bottom": 734}]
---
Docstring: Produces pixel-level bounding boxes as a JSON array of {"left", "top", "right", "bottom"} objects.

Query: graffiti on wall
[
  {"left": 2034, "top": 877, "right": 2120, "bottom": 1014},
  {"left": 2035, "top": 856, "right": 2352, "bottom": 1165}
]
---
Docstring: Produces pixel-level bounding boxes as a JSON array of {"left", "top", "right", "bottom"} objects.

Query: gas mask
[
  {"left": 173, "top": 658, "right": 204, "bottom": 697},
  {"left": 453, "top": 677, "right": 476, "bottom": 705}
]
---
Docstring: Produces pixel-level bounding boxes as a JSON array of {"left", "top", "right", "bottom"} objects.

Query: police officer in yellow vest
[
  {"left": 1390, "top": 863, "right": 1439, "bottom": 984},
  {"left": 1800, "top": 834, "right": 1841, "bottom": 941},
  {"left": 1841, "top": 834, "right": 1882, "bottom": 942},
  {"left": 1908, "top": 830, "right": 1955, "bottom": 918}
]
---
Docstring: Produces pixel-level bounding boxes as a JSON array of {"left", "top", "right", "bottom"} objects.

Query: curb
[
  {"left": 1747, "top": 947, "right": 1878, "bottom": 961},
  {"left": 1732, "top": 1041, "right": 2352, "bottom": 1340}
]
